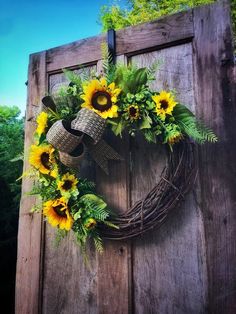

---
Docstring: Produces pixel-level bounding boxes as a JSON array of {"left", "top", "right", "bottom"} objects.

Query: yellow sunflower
[
  {"left": 57, "top": 173, "right": 78, "bottom": 194},
  {"left": 43, "top": 197, "right": 73, "bottom": 231},
  {"left": 127, "top": 105, "right": 140, "bottom": 120},
  {"left": 167, "top": 132, "right": 183, "bottom": 145},
  {"left": 29, "top": 144, "right": 56, "bottom": 176},
  {"left": 152, "top": 91, "right": 177, "bottom": 120},
  {"left": 81, "top": 77, "right": 121, "bottom": 119},
  {"left": 84, "top": 218, "right": 97, "bottom": 229},
  {"left": 36, "top": 111, "right": 48, "bottom": 136}
]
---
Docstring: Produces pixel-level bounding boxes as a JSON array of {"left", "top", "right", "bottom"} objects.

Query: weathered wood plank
[
  {"left": 48, "top": 66, "right": 96, "bottom": 95},
  {"left": 42, "top": 227, "right": 98, "bottom": 314},
  {"left": 15, "top": 52, "right": 46, "bottom": 314},
  {"left": 116, "top": 10, "right": 193, "bottom": 56},
  {"left": 42, "top": 65, "right": 98, "bottom": 314},
  {"left": 16, "top": 3, "right": 235, "bottom": 313},
  {"left": 96, "top": 57, "right": 132, "bottom": 314},
  {"left": 46, "top": 35, "right": 105, "bottom": 72},
  {"left": 131, "top": 44, "right": 208, "bottom": 314},
  {"left": 46, "top": 10, "right": 193, "bottom": 73},
  {"left": 193, "top": 1, "right": 236, "bottom": 313}
]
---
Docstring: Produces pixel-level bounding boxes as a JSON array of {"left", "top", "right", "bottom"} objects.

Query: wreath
[{"left": 26, "top": 46, "right": 217, "bottom": 253}]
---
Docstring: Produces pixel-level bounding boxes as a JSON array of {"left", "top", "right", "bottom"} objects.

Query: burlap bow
[
  {"left": 46, "top": 107, "right": 123, "bottom": 174},
  {"left": 71, "top": 108, "right": 123, "bottom": 174}
]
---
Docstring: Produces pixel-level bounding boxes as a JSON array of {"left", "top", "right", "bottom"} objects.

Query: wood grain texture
[
  {"left": 131, "top": 45, "right": 208, "bottom": 314},
  {"left": 15, "top": 52, "right": 46, "bottom": 314},
  {"left": 193, "top": 1, "right": 236, "bottom": 313},
  {"left": 96, "top": 57, "right": 132, "bottom": 314},
  {"left": 45, "top": 11, "right": 193, "bottom": 73},
  {"left": 42, "top": 227, "right": 98, "bottom": 314},
  {"left": 42, "top": 65, "right": 98, "bottom": 314},
  {"left": 16, "top": 3, "right": 235, "bottom": 313},
  {"left": 116, "top": 10, "right": 193, "bottom": 56},
  {"left": 48, "top": 67, "right": 96, "bottom": 95},
  {"left": 46, "top": 35, "right": 105, "bottom": 72}
]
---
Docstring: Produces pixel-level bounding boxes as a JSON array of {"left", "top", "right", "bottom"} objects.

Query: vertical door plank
[
  {"left": 15, "top": 52, "right": 46, "bottom": 314},
  {"left": 96, "top": 57, "right": 132, "bottom": 314},
  {"left": 131, "top": 44, "right": 208, "bottom": 314},
  {"left": 42, "top": 68, "right": 98, "bottom": 314},
  {"left": 193, "top": 1, "right": 236, "bottom": 313}
]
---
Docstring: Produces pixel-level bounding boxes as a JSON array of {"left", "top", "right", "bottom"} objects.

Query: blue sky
[{"left": 0, "top": 0, "right": 125, "bottom": 115}]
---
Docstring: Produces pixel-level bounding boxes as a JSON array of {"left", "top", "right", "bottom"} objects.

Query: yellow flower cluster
[
  {"left": 29, "top": 111, "right": 80, "bottom": 231},
  {"left": 36, "top": 111, "right": 48, "bottom": 136},
  {"left": 152, "top": 90, "right": 177, "bottom": 120},
  {"left": 43, "top": 197, "right": 73, "bottom": 231},
  {"left": 81, "top": 77, "right": 121, "bottom": 119}
]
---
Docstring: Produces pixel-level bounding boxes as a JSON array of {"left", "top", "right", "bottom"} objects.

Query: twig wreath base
[
  {"left": 100, "top": 140, "right": 196, "bottom": 240},
  {"left": 27, "top": 48, "right": 216, "bottom": 254}
]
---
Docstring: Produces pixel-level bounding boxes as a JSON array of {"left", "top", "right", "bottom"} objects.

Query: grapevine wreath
[{"left": 26, "top": 46, "right": 217, "bottom": 253}]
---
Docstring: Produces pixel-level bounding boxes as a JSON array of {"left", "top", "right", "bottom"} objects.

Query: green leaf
[
  {"left": 139, "top": 115, "right": 152, "bottom": 130},
  {"left": 93, "top": 235, "right": 104, "bottom": 253},
  {"left": 38, "top": 133, "right": 46, "bottom": 145},
  {"left": 133, "top": 68, "right": 148, "bottom": 91},
  {"left": 104, "top": 220, "right": 119, "bottom": 229},
  {"left": 80, "top": 194, "right": 107, "bottom": 210},
  {"left": 114, "top": 67, "right": 124, "bottom": 85},
  {"left": 173, "top": 104, "right": 218, "bottom": 143},
  {"left": 111, "top": 120, "right": 125, "bottom": 136},
  {"left": 143, "top": 129, "right": 157, "bottom": 143},
  {"left": 74, "top": 211, "right": 82, "bottom": 221},
  {"left": 10, "top": 151, "right": 24, "bottom": 162}
]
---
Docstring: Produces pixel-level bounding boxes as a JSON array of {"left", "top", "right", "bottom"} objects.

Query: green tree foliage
[
  {"left": 0, "top": 106, "right": 24, "bottom": 202},
  {"left": 100, "top": 0, "right": 235, "bottom": 37},
  {"left": 0, "top": 105, "right": 24, "bottom": 314}
]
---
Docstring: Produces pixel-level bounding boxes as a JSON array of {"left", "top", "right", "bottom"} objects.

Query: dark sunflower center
[
  {"left": 160, "top": 100, "right": 169, "bottom": 110},
  {"left": 41, "top": 152, "right": 50, "bottom": 169},
  {"left": 62, "top": 180, "right": 73, "bottom": 191},
  {"left": 129, "top": 106, "right": 138, "bottom": 117},
  {"left": 89, "top": 221, "right": 96, "bottom": 228},
  {"left": 53, "top": 205, "right": 67, "bottom": 218},
  {"left": 92, "top": 91, "right": 112, "bottom": 112}
]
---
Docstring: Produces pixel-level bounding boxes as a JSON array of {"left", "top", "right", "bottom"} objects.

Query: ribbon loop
[
  {"left": 88, "top": 140, "right": 123, "bottom": 174},
  {"left": 71, "top": 108, "right": 106, "bottom": 144},
  {"left": 46, "top": 108, "right": 123, "bottom": 173}
]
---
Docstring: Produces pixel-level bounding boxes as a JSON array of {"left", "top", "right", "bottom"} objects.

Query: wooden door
[{"left": 16, "top": 1, "right": 236, "bottom": 313}]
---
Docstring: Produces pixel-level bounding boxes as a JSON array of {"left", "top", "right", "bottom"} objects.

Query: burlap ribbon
[
  {"left": 46, "top": 108, "right": 123, "bottom": 174},
  {"left": 71, "top": 108, "right": 123, "bottom": 174}
]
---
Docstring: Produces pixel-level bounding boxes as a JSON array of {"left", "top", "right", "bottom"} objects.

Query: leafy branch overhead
[{"left": 100, "top": 0, "right": 223, "bottom": 31}]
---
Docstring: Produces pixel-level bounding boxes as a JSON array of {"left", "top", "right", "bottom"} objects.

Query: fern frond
[
  {"left": 101, "top": 43, "right": 116, "bottom": 84},
  {"left": 79, "top": 179, "right": 95, "bottom": 195},
  {"left": 54, "top": 229, "right": 67, "bottom": 248},
  {"left": 143, "top": 129, "right": 157, "bottom": 143},
  {"left": 93, "top": 235, "right": 104, "bottom": 253},
  {"left": 92, "top": 207, "right": 109, "bottom": 221},
  {"left": 173, "top": 104, "right": 218, "bottom": 144},
  {"left": 146, "top": 60, "right": 162, "bottom": 81}
]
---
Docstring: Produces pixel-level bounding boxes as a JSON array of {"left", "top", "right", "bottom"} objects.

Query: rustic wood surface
[
  {"left": 131, "top": 45, "right": 207, "bottom": 314},
  {"left": 42, "top": 65, "right": 98, "bottom": 314},
  {"left": 193, "top": 1, "right": 236, "bottom": 313},
  {"left": 15, "top": 2, "right": 235, "bottom": 313},
  {"left": 96, "top": 57, "right": 132, "bottom": 314},
  {"left": 46, "top": 35, "right": 105, "bottom": 72},
  {"left": 116, "top": 10, "right": 193, "bottom": 56},
  {"left": 15, "top": 52, "right": 46, "bottom": 314},
  {"left": 45, "top": 11, "right": 193, "bottom": 74}
]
